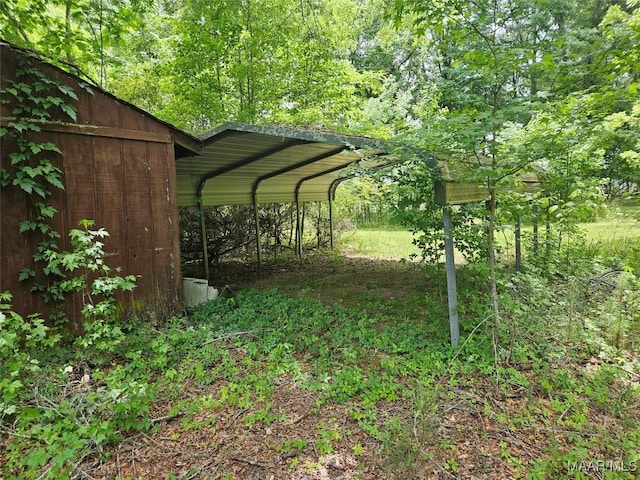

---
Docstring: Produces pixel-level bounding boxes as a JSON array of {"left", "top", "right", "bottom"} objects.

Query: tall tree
[
  {"left": 116, "top": 0, "right": 387, "bottom": 133},
  {"left": 0, "top": 0, "right": 149, "bottom": 86},
  {"left": 388, "top": 0, "right": 565, "bottom": 353}
]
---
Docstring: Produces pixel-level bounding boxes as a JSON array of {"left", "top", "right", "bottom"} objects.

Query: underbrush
[{"left": 2, "top": 256, "right": 640, "bottom": 478}]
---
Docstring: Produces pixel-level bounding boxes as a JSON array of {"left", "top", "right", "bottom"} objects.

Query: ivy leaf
[
  {"left": 46, "top": 172, "right": 65, "bottom": 190},
  {"left": 41, "top": 142, "right": 63, "bottom": 154},
  {"left": 8, "top": 121, "right": 32, "bottom": 133},
  {"left": 13, "top": 177, "right": 34, "bottom": 194},
  {"left": 58, "top": 84, "right": 79, "bottom": 101},
  {"left": 9, "top": 151, "right": 29, "bottom": 165},
  {"left": 78, "top": 82, "right": 94, "bottom": 95},
  {"left": 19, "top": 220, "right": 38, "bottom": 232},
  {"left": 18, "top": 269, "right": 35, "bottom": 281},
  {"left": 37, "top": 204, "right": 57, "bottom": 219},
  {"left": 31, "top": 108, "right": 49, "bottom": 120},
  {"left": 0, "top": 127, "right": 7, "bottom": 137},
  {"left": 59, "top": 103, "right": 77, "bottom": 121},
  {"left": 32, "top": 184, "right": 49, "bottom": 197},
  {"left": 22, "top": 166, "right": 41, "bottom": 178},
  {"left": 29, "top": 143, "right": 43, "bottom": 155},
  {"left": 17, "top": 82, "right": 32, "bottom": 95}
]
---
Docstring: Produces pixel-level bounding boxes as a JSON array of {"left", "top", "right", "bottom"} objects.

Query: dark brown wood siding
[{"left": 0, "top": 45, "right": 182, "bottom": 330}]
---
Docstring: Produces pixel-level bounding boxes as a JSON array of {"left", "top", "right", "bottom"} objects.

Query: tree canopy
[{"left": 2, "top": 0, "right": 638, "bottom": 199}]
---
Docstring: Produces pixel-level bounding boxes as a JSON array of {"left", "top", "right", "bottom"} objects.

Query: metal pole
[
  {"left": 300, "top": 202, "right": 306, "bottom": 256},
  {"left": 443, "top": 206, "right": 460, "bottom": 347},
  {"left": 545, "top": 205, "right": 551, "bottom": 258},
  {"left": 329, "top": 197, "right": 334, "bottom": 250},
  {"left": 295, "top": 193, "right": 302, "bottom": 257},
  {"left": 198, "top": 200, "right": 210, "bottom": 281},
  {"left": 515, "top": 214, "right": 522, "bottom": 272},
  {"left": 253, "top": 193, "right": 262, "bottom": 266},
  {"left": 274, "top": 204, "right": 278, "bottom": 260}
]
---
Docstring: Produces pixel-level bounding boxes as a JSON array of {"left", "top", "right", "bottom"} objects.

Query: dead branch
[{"left": 230, "top": 456, "right": 268, "bottom": 468}]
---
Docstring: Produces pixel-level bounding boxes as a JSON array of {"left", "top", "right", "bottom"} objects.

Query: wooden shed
[{"left": 0, "top": 43, "right": 201, "bottom": 329}]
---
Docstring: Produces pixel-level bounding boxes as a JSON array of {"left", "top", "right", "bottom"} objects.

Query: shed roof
[
  {"left": 0, "top": 41, "right": 202, "bottom": 158},
  {"left": 176, "top": 122, "right": 391, "bottom": 207}
]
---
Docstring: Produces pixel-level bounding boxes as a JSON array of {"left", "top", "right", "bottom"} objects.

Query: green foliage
[
  {"left": 1, "top": 61, "right": 72, "bottom": 249},
  {"left": 44, "top": 220, "right": 137, "bottom": 346},
  {"left": 1, "top": 59, "right": 81, "bottom": 307},
  {"left": 0, "top": 293, "right": 61, "bottom": 417},
  {"left": 334, "top": 176, "right": 398, "bottom": 227},
  {"left": 315, "top": 421, "right": 342, "bottom": 455},
  {"left": 108, "top": 0, "right": 386, "bottom": 132},
  {"left": 4, "top": 252, "right": 639, "bottom": 477},
  {"left": 384, "top": 157, "right": 490, "bottom": 264},
  {"left": 0, "top": 0, "right": 149, "bottom": 84},
  {"left": 1, "top": 221, "right": 143, "bottom": 479}
]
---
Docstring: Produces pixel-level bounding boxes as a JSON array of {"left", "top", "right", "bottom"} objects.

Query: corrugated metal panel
[{"left": 176, "top": 122, "right": 390, "bottom": 207}]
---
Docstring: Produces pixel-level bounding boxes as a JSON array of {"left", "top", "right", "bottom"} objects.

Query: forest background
[
  {"left": 2, "top": 0, "right": 640, "bottom": 478},
  {"left": 5, "top": 0, "right": 639, "bottom": 265}
]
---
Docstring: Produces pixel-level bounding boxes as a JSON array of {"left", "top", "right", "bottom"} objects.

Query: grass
[
  {"left": 336, "top": 204, "right": 640, "bottom": 269},
  {"left": 27, "top": 269, "right": 636, "bottom": 478},
  {"left": 496, "top": 205, "right": 640, "bottom": 269},
  {"left": 336, "top": 228, "right": 421, "bottom": 260}
]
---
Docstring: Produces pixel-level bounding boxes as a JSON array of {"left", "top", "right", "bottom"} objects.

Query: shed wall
[{"left": 0, "top": 46, "right": 182, "bottom": 329}]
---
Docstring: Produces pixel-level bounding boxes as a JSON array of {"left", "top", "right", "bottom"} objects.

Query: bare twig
[
  {"left": 35, "top": 464, "right": 54, "bottom": 480},
  {"left": 200, "top": 329, "right": 271, "bottom": 347},
  {"left": 150, "top": 412, "right": 184, "bottom": 424},
  {"left": 229, "top": 407, "right": 249, "bottom": 426},
  {"left": 610, "top": 364, "right": 640, "bottom": 378},
  {"left": 447, "top": 314, "right": 492, "bottom": 368},
  {"left": 291, "top": 412, "right": 310, "bottom": 424},
  {"left": 141, "top": 433, "right": 181, "bottom": 453},
  {"left": 71, "top": 466, "right": 97, "bottom": 480},
  {"left": 230, "top": 456, "right": 268, "bottom": 468}
]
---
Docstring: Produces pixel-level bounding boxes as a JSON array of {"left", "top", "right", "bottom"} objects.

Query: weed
[{"left": 315, "top": 421, "right": 342, "bottom": 455}]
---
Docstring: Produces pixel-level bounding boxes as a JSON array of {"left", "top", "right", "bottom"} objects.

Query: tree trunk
[{"left": 488, "top": 189, "right": 500, "bottom": 362}]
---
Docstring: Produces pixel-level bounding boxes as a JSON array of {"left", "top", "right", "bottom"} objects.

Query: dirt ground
[{"left": 206, "top": 254, "right": 439, "bottom": 308}]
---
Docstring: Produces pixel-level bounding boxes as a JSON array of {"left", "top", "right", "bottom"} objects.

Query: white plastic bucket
[{"left": 182, "top": 277, "right": 209, "bottom": 308}]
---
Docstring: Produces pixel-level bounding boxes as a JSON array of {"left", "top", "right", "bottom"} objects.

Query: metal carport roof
[{"left": 175, "top": 122, "right": 390, "bottom": 207}]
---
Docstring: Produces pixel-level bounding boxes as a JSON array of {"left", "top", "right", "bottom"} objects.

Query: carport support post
[
  {"left": 532, "top": 203, "right": 539, "bottom": 256},
  {"left": 295, "top": 199, "right": 302, "bottom": 257},
  {"left": 254, "top": 194, "right": 262, "bottom": 266},
  {"left": 328, "top": 197, "right": 334, "bottom": 250},
  {"left": 443, "top": 205, "right": 460, "bottom": 347}
]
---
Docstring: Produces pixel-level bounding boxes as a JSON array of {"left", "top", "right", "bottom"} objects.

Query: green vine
[{"left": 1, "top": 59, "right": 78, "bottom": 303}]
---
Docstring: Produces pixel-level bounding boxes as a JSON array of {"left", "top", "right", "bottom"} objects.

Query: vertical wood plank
[
  {"left": 148, "top": 140, "right": 181, "bottom": 317},
  {"left": 93, "top": 137, "right": 127, "bottom": 272},
  {"left": 122, "top": 138, "right": 155, "bottom": 316}
]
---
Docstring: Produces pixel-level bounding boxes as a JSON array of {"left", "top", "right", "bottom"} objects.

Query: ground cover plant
[{"left": 2, "top": 242, "right": 639, "bottom": 478}]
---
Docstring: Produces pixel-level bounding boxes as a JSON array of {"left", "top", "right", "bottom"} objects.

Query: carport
[
  {"left": 175, "top": 122, "right": 392, "bottom": 277},
  {"left": 174, "top": 123, "right": 472, "bottom": 346},
  {"left": 175, "top": 122, "right": 538, "bottom": 347}
]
